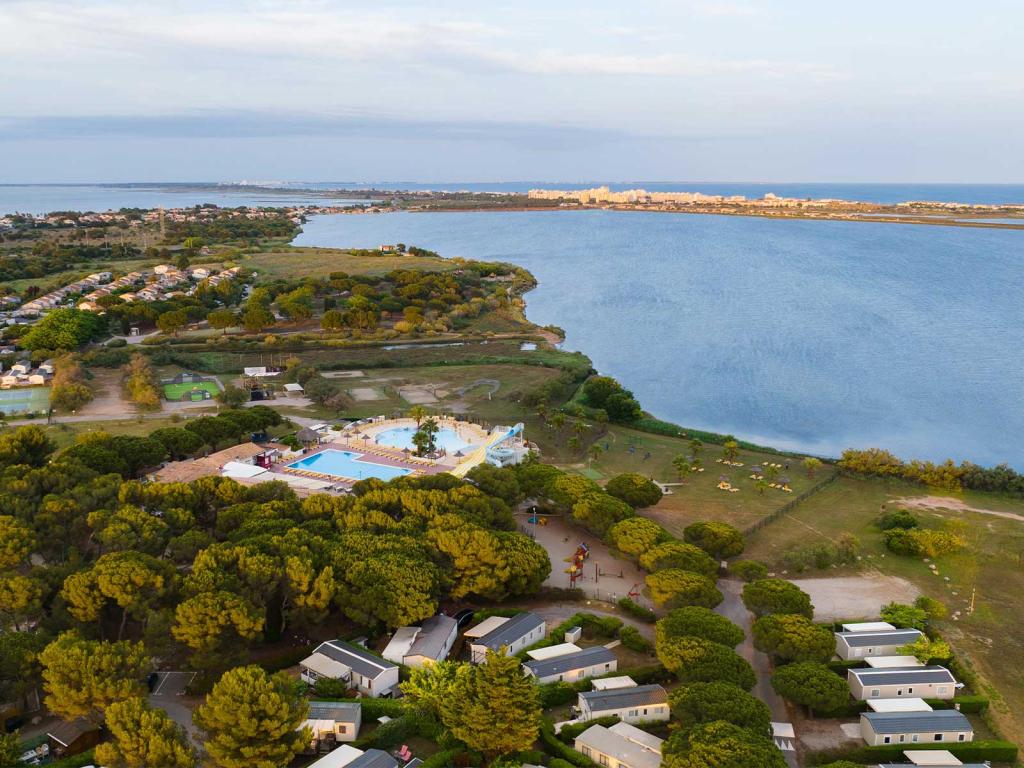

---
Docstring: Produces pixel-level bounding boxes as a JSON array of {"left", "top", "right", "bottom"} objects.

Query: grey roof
[
  {"left": 347, "top": 749, "right": 400, "bottom": 768},
  {"left": 308, "top": 700, "right": 361, "bottom": 722},
  {"left": 312, "top": 640, "right": 398, "bottom": 679},
  {"left": 524, "top": 646, "right": 616, "bottom": 678},
  {"left": 473, "top": 612, "right": 545, "bottom": 650},
  {"left": 850, "top": 666, "right": 956, "bottom": 686},
  {"left": 838, "top": 629, "right": 923, "bottom": 647},
  {"left": 407, "top": 614, "right": 457, "bottom": 660},
  {"left": 862, "top": 710, "right": 972, "bottom": 734},
  {"left": 579, "top": 684, "right": 669, "bottom": 712}
]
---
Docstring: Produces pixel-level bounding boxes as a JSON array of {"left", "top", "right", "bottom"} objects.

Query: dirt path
[{"left": 891, "top": 495, "right": 1024, "bottom": 523}]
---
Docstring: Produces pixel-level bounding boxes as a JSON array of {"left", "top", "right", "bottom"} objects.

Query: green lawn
[
  {"left": 163, "top": 381, "right": 221, "bottom": 401},
  {"left": 744, "top": 474, "right": 1024, "bottom": 745}
]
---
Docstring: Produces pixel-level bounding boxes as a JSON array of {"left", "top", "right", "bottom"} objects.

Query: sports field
[
  {"left": 163, "top": 381, "right": 220, "bottom": 401},
  {"left": 0, "top": 386, "right": 51, "bottom": 415}
]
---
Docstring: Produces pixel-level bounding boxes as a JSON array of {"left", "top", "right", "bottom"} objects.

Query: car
[
  {"left": 452, "top": 609, "right": 475, "bottom": 630},
  {"left": 147, "top": 671, "right": 160, "bottom": 692}
]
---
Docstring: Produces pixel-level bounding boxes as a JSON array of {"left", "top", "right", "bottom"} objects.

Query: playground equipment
[
  {"left": 627, "top": 583, "right": 641, "bottom": 599},
  {"left": 564, "top": 542, "right": 590, "bottom": 587}
]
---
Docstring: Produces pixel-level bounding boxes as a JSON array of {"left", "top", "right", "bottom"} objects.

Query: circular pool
[{"left": 375, "top": 425, "right": 474, "bottom": 453}]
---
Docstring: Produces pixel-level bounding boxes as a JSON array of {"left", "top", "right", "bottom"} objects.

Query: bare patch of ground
[
  {"left": 891, "top": 495, "right": 1024, "bottom": 523},
  {"left": 322, "top": 370, "right": 365, "bottom": 378},
  {"left": 76, "top": 370, "right": 139, "bottom": 417},
  {"left": 797, "top": 718, "right": 859, "bottom": 752},
  {"left": 348, "top": 387, "right": 384, "bottom": 401},
  {"left": 788, "top": 574, "right": 919, "bottom": 622},
  {"left": 398, "top": 386, "right": 439, "bottom": 404}
]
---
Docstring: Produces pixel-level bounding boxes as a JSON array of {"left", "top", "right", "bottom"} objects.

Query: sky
[{"left": 1, "top": 0, "right": 1022, "bottom": 183}]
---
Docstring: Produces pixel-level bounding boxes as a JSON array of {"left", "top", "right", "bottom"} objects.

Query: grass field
[
  {"left": 163, "top": 381, "right": 221, "bottom": 401},
  {"left": 743, "top": 474, "right": 1024, "bottom": 745},
  {"left": 244, "top": 246, "right": 458, "bottom": 280},
  {"left": 567, "top": 424, "right": 835, "bottom": 533},
  {"left": 0, "top": 386, "right": 51, "bottom": 416}
]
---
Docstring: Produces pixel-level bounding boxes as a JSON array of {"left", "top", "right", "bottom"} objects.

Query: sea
[{"left": 3, "top": 182, "right": 1023, "bottom": 468}]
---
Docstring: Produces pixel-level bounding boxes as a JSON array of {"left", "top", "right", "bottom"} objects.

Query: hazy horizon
[{"left": 2, "top": 1, "right": 1023, "bottom": 184}]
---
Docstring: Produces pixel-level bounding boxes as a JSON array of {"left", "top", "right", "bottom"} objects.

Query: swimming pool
[
  {"left": 286, "top": 450, "right": 413, "bottom": 481},
  {"left": 374, "top": 426, "right": 474, "bottom": 453}
]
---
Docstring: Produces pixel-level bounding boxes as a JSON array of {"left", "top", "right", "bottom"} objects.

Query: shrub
[
  {"left": 730, "top": 559, "right": 768, "bottom": 582},
  {"left": 539, "top": 720, "right": 596, "bottom": 767},
  {"left": 807, "top": 741, "right": 1018, "bottom": 766},
  {"left": 539, "top": 682, "right": 578, "bottom": 708},
  {"left": 616, "top": 597, "right": 656, "bottom": 623},
  {"left": 877, "top": 509, "right": 919, "bottom": 530},
  {"left": 884, "top": 528, "right": 965, "bottom": 557},
  {"left": 619, "top": 626, "right": 653, "bottom": 654},
  {"left": 557, "top": 716, "right": 620, "bottom": 743}
]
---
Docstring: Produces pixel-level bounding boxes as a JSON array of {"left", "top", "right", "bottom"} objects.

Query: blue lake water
[
  {"left": 286, "top": 449, "right": 412, "bottom": 481},
  {"left": 293, "top": 210, "right": 1024, "bottom": 469}
]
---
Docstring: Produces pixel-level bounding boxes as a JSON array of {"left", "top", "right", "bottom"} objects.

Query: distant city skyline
[{"left": 2, "top": 0, "right": 1022, "bottom": 183}]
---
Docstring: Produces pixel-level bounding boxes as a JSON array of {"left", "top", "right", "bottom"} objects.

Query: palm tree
[
  {"left": 588, "top": 444, "right": 602, "bottom": 468},
  {"left": 689, "top": 437, "right": 704, "bottom": 457},
  {"left": 755, "top": 478, "right": 769, "bottom": 494},
  {"left": 550, "top": 412, "right": 566, "bottom": 431},
  {"left": 572, "top": 419, "right": 587, "bottom": 436},
  {"left": 408, "top": 405, "right": 427, "bottom": 427}
]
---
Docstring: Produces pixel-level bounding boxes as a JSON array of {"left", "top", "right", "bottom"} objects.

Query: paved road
[{"left": 717, "top": 578, "right": 799, "bottom": 767}]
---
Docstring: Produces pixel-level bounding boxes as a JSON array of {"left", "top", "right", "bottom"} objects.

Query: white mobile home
[
  {"left": 466, "top": 613, "right": 545, "bottom": 663},
  {"left": 382, "top": 614, "right": 458, "bottom": 669},
  {"left": 300, "top": 640, "right": 399, "bottom": 698},
  {"left": 860, "top": 710, "right": 973, "bottom": 747},
  {"left": 302, "top": 700, "right": 361, "bottom": 747},
  {"left": 577, "top": 683, "right": 670, "bottom": 725},
  {"left": 574, "top": 722, "right": 663, "bottom": 768},
  {"left": 835, "top": 628, "right": 923, "bottom": 660},
  {"left": 523, "top": 646, "right": 616, "bottom": 684},
  {"left": 848, "top": 666, "right": 957, "bottom": 701}
]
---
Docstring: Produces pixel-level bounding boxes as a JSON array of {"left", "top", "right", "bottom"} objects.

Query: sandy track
[{"left": 891, "top": 495, "right": 1024, "bottom": 523}]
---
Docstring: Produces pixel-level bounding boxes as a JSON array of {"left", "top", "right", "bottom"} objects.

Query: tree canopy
[
  {"left": 741, "top": 579, "right": 814, "bottom": 619},
  {"left": 95, "top": 697, "right": 198, "bottom": 768},
  {"left": 646, "top": 569, "right": 723, "bottom": 609},
  {"left": 656, "top": 606, "right": 744, "bottom": 648},
  {"left": 657, "top": 636, "right": 756, "bottom": 690},
  {"left": 669, "top": 682, "right": 772, "bottom": 739},
  {"left": 604, "top": 473, "right": 663, "bottom": 508},
  {"left": 683, "top": 521, "right": 745, "bottom": 559},
  {"left": 752, "top": 614, "right": 834, "bottom": 663},
  {"left": 771, "top": 661, "right": 849, "bottom": 714}
]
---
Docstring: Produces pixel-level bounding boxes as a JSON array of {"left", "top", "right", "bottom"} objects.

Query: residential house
[
  {"left": 37, "top": 359, "right": 55, "bottom": 376},
  {"left": 848, "top": 666, "right": 957, "bottom": 701},
  {"left": 382, "top": 614, "right": 458, "bottom": 669},
  {"left": 190, "top": 267, "right": 212, "bottom": 279},
  {"left": 523, "top": 646, "right": 617, "bottom": 684},
  {"left": 303, "top": 700, "right": 361, "bottom": 750},
  {"left": 841, "top": 621, "right": 896, "bottom": 633},
  {"left": 879, "top": 749, "right": 987, "bottom": 767},
  {"left": 835, "top": 629, "right": 924, "bottom": 660},
  {"left": 47, "top": 720, "right": 101, "bottom": 758},
  {"left": 573, "top": 722, "right": 663, "bottom": 768},
  {"left": 300, "top": 640, "right": 399, "bottom": 698},
  {"left": 11, "top": 361, "right": 31, "bottom": 376},
  {"left": 307, "top": 746, "right": 402, "bottom": 768},
  {"left": 577, "top": 683, "right": 670, "bottom": 725},
  {"left": 860, "top": 710, "right": 973, "bottom": 747},
  {"left": 466, "top": 612, "right": 546, "bottom": 663}
]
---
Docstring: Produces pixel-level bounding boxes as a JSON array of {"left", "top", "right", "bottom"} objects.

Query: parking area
[{"left": 149, "top": 671, "right": 201, "bottom": 744}]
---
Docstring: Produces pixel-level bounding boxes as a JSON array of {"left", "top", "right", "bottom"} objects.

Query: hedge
[
  {"left": 617, "top": 597, "right": 657, "bottom": 623},
  {"left": 558, "top": 716, "right": 620, "bottom": 743},
  {"left": 540, "top": 720, "right": 597, "bottom": 767},
  {"left": 808, "top": 740, "right": 1017, "bottom": 765},
  {"left": 419, "top": 749, "right": 465, "bottom": 768},
  {"left": 314, "top": 697, "right": 408, "bottom": 720},
  {"left": 49, "top": 751, "right": 98, "bottom": 768},
  {"left": 539, "top": 681, "right": 579, "bottom": 708},
  {"left": 619, "top": 626, "right": 654, "bottom": 654}
]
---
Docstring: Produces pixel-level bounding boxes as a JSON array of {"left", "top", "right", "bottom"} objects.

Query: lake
[{"left": 293, "top": 210, "right": 1024, "bottom": 469}]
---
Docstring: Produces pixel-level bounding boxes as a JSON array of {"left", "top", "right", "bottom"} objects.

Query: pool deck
[{"left": 270, "top": 440, "right": 449, "bottom": 488}]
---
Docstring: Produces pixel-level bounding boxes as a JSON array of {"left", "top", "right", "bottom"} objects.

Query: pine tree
[
  {"left": 440, "top": 649, "right": 541, "bottom": 763},
  {"left": 95, "top": 697, "right": 197, "bottom": 768},
  {"left": 193, "top": 665, "right": 308, "bottom": 768}
]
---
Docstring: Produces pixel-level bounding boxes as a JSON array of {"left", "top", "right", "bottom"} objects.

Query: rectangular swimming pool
[{"left": 285, "top": 449, "right": 413, "bottom": 482}]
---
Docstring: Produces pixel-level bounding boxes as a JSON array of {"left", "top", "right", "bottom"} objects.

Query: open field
[
  {"left": 570, "top": 424, "right": 836, "bottom": 533},
  {"left": 3, "top": 256, "right": 158, "bottom": 294},
  {"left": 243, "top": 246, "right": 458, "bottom": 280},
  {"left": 744, "top": 474, "right": 1024, "bottom": 745}
]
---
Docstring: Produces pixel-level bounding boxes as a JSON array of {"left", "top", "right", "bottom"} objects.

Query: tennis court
[
  {"left": 163, "top": 381, "right": 221, "bottom": 401},
  {"left": 0, "top": 387, "right": 50, "bottom": 415}
]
